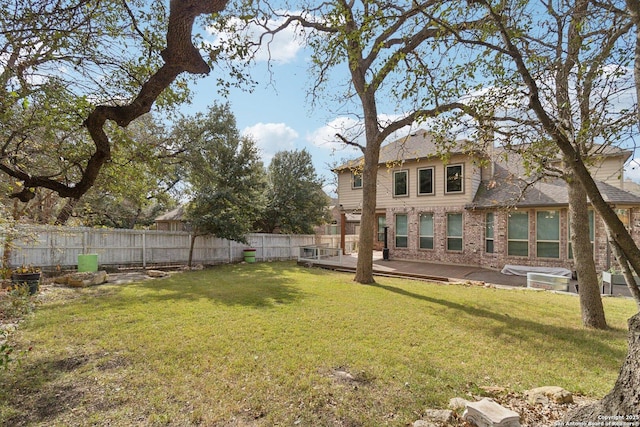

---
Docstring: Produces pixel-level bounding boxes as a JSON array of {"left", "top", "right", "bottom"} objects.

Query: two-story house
[{"left": 335, "top": 129, "right": 640, "bottom": 272}]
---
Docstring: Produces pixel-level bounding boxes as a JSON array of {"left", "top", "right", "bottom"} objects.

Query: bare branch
[{"left": 335, "top": 133, "right": 365, "bottom": 152}]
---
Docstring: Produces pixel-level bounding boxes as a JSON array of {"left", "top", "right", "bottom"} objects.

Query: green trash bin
[
  {"left": 243, "top": 249, "right": 256, "bottom": 263},
  {"left": 78, "top": 254, "right": 99, "bottom": 272}
]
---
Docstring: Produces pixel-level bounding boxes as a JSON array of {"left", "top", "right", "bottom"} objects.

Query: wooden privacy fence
[{"left": 1, "top": 226, "right": 329, "bottom": 269}]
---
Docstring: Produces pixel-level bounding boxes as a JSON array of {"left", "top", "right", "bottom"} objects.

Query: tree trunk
[
  {"left": 626, "top": 0, "right": 640, "bottom": 125},
  {"left": 606, "top": 232, "right": 640, "bottom": 310},
  {"left": 566, "top": 313, "right": 640, "bottom": 421},
  {"left": 188, "top": 234, "right": 197, "bottom": 268},
  {"left": 353, "top": 101, "right": 382, "bottom": 284},
  {"left": 567, "top": 176, "right": 608, "bottom": 329},
  {"left": 55, "top": 198, "right": 77, "bottom": 225},
  {"left": 354, "top": 138, "right": 380, "bottom": 284}
]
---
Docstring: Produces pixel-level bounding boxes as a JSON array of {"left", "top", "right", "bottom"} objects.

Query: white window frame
[
  {"left": 417, "top": 167, "right": 435, "bottom": 196},
  {"left": 445, "top": 164, "right": 464, "bottom": 194},
  {"left": 419, "top": 212, "right": 434, "bottom": 250},
  {"left": 485, "top": 212, "right": 494, "bottom": 254},
  {"left": 395, "top": 214, "right": 408, "bottom": 248},
  {"left": 507, "top": 211, "right": 529, "bottom": 257},
  {"left": 377, "top": 215, "right": 386, "bottom": 242},
  {"left": 536, "top": 210, "right": 560, "bottom": 259},
  {"left": 446, "top": 213, "right": 463, "bottom": 251},
  {"left": 393, "top": 170, "right": 409, "bottom": 197}
]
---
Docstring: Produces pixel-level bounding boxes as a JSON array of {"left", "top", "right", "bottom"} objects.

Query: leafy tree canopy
[
  {"left": 258, "top": 149, "right": 330, "bottom": 234},
  {"left": 182, "top": 103, "right": 266, "bottom": 243},
  {"left": 0, "top": 0, "right": 230, "bottom": 210}
]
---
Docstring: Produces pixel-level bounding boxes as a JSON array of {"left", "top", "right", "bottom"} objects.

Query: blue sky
[
  {"left": 184, "top": 26, "right": 363, "bottom": 196},
  {"left": 181, "top": 11, "right": 640, "bottom": 195}
]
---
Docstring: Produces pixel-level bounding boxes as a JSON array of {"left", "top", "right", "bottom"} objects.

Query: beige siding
[
  {"left": 338, "top": 154, "right": 481, "bottom": 211},
  {"left": 337, "top": 171, "right": 363, "bottom": 210},
  {"left": 381, "top": 155, "right": 479, "bottom": 208},
  {"left": 589, "top": 155, "right": 626, "bottom": 187}
]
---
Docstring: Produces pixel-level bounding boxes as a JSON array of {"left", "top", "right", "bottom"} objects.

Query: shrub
[{"left": 0, "top": 285, "right": 34, "bottom": 322}]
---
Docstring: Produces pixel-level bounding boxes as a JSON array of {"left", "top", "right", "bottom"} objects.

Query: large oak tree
[
  {"left": 215, "top": 0, "right": 477, "bottom": 283},
  {"left": 436, "top": 0, "right": 639, "bottom": 417},
  {"left": 429, "top": 0, "right": 637, "bottom": 328},
  {"left": 0, "top": 0, "right": 229, "bottom": 223},
  {"left": 179, "top": 103, "right": 266, "bottom": 266}
]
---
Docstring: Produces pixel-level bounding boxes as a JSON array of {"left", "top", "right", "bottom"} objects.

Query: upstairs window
[
  {"left": 445, "top": 164, "right": 464, "bottom": 194},
  {"left": 393, "top": 170, "right": 409, "bottom": 197},
  {"left": 418, "top": 167, "right": 434, "bottom": 195},
  {"left": 352, "top": 171, "right": 362, "bottom": 189}
]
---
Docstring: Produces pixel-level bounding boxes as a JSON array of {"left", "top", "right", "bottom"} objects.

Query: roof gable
[
  {"left": 155, "top": 205, "right": 185, "bottom": 221},
  {"left": 335, "top": 129, "right": 477, "bottom": 170}
]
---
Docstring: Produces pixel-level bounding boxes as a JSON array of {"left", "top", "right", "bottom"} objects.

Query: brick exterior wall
[{"left": 385, "top": 206, "right": 640, "bottom": 273}]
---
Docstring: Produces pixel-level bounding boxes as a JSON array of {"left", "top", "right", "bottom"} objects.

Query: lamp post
[{"left": 383, "top": 226, "right": 389, "bottom": 260}]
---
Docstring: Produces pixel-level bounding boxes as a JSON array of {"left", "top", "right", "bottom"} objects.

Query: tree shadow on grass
[
  {"left": 368, "top": 281, "right": 629, "bottom": 366},
  {"left": 129, "top": 263, "right": 308, "bottom": 308},
  {"left": 0, "top": 352, "right": 108, "bottom": 426}
]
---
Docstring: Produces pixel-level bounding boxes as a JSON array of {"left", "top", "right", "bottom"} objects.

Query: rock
[
  {"left": 66, "top": 271, "right": 108, "bottom": 287},
  {"left": 54, "top": 275, "right": 69, "bottom": 284},
  {"left": 181, "top": 264, "right": 204, "bottom": 271},
  {"left": 333, "top": 370, "right": 356, "bottom": 381},
  {"left": 463, "top": 398, "right": 520, "bottom": 427},
  {"left": 524, "top": 386, "right": 573, "bottom": 405},
  {"left": 146, "top": 270, "right": 169, "bottom": 278},
  {"left": 449, "top": 397, "right": 469, "bottom": 411},
  {"left": 413, "top": 409, "right": 454, "bottom": 427}
]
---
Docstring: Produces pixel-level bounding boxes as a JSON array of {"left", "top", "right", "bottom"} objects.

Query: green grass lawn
[{"left": 1, "top": 261, "right": 636, "bottom": 426}]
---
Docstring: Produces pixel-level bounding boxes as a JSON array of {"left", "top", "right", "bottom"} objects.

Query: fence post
[{"left": 142, "top": 231, "right": 147, "bottom": 269}]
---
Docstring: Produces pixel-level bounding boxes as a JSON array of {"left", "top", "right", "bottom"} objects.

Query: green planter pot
[
  {"left": 78, "top": 254, "right": 99, "bottom": 272},
  {"left": 243, "top": 249, "right": 256, "bottom": 263},
  {"left": 11, "top": 272, "right": 41, "bottom": 295}
]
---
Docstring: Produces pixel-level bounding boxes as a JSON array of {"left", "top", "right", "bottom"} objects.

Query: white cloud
[
  {"left": 241, "top": 122, "right": 298, "bottom": 164},
  {"left": 306, "top": 115, "right": 423, "bottom": 155},
  {"left": 207, "top": 15, "right": 305, "bottom": 64},
  {"left": 306, "top": 117, "right": 364, "bottom": 153},
  {"left": 625, "top": 158, "right": 640, "bottom": 183}
]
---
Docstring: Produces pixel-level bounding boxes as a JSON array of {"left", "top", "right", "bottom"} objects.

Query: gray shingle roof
[
  {"left": 335, "top": 129, "right": 472, "bottom": 170},
  {"left": 155, "top": 205, "right": 185, "bottom": 221},
  {"left": 469, "top": 165, "right": 640, "bottom": 209}
]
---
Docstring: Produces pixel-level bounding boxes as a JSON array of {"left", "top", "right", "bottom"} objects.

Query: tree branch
[{"left": 9, "top": 0, "right": 229, "bottom": 201}]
